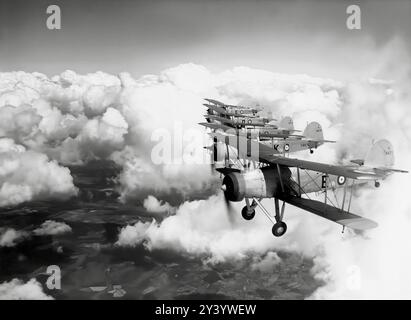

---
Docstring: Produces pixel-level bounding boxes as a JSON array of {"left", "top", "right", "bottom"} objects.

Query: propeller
[{"left": 221, "top": 183, "right": 236, "bottom": 225}]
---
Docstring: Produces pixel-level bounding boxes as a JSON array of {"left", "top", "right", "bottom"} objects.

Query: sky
[{"left": 0, "top": 0, "right": 410, "bottom": 80}]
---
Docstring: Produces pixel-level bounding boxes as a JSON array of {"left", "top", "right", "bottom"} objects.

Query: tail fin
[
  {"left": 279, "top": 116, "right": 294, "bottom": 131},
  {"left": 364, "top": 139, "right": 394, "bottom": 168},
  {"left": 303, "top": 122, "right": 324, "bottom": 141}
]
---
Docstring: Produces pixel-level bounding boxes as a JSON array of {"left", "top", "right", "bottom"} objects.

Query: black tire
[
  {"left": 272, "top": 221, "right": 287, "bottom": 237},
  {"left": 310, "top": 149, "right": 314, "bottom": 154},
  {"left": 241, "top": 206, "right": 255, "bottom": 220}
]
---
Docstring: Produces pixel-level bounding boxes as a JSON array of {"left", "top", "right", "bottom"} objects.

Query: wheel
[
  {"left": 241, "top": 206, "right": 255, "bottom": 220},
  {"left": 309, "top": 149, "right": 314, "bottom": 154},
  {"left": 272, "top": 221, "right": 287, "bottom": 237}
]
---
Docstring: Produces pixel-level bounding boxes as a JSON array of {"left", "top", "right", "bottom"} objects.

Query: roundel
[
  {"left": 337, "top": 176, "right": 346, "bottom": 185},
  {"left": 284, "top": 144, "right": 290, "bottom": 152}
]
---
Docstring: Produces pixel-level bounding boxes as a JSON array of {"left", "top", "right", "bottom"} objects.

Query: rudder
[
  {"left": 303, "top": 122, "right": 324, "bottom": 141},
  {"left": 364, "top": 139, "right": 394, "bottom": 168}
]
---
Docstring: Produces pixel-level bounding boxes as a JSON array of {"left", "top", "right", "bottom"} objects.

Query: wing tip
[{"left": 337, "top": 218, "right": 378, "bottom": 230}]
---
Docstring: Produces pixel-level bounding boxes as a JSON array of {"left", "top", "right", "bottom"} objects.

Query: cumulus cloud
[
  {"left": 116, "top": 194, "right": 321, "bottom": 264},
  {"left": 0, "top": 278, "right": 53, "bottom": 300},
  {"left": 251, "top": 251, "right": 282, "bottom": 273},
  {"left": 0, "top": 62, "right": 343, "bottom": 203},
  {"left": 116, "top": 221, "right": 152, "bottom": 248},
  {"left": 143, "top": 195, "right": 173, "bottom": 213},
  {"left": 0, "top": 228, "right": 28, "bottom": 247},
  {"left": 33, "top": 220, "right": 72, "bottom": 236},
  {"left": 0, "top": 138, "right": 77, "bottom": 207}
]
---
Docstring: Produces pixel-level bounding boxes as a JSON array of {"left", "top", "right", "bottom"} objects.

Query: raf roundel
[
  {"left": 284, "top": 144, "right": 290, "bottom": 152},
  {"left": 337, "top": 175, "right": 346, "bottom": 185}
]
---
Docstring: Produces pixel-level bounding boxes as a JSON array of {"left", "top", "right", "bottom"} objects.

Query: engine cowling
[{"left": 222, "top": 166, "right": 291, "bottom": 201}]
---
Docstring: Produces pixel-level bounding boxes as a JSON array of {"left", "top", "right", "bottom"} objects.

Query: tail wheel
[
  {"left": 241, "top": 206, "right": 255, "bottom": 220},
  {"left": 272, "top": 221, "right": 287, "bottom": 237}
]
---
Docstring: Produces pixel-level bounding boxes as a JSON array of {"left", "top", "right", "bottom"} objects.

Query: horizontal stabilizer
[
  {"left": 350, "top": 159, "right": 365, "bottom": 166},
  {"left": 278, "top": 194, "right": 378, "bottom": 230},
  {"left": 308, "top": 139, "right": 336, "bottom": 143}
]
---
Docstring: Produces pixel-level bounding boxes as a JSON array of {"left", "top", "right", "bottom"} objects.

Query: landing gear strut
[
  {"left": 251, "top": 198, "right": 288, "bottom": 237},
  {"left": 241, "top": 198, "right": 256, "bottom": 220},
  {"left": 272, "top": 198, "right": 287, "bottom": 237}
]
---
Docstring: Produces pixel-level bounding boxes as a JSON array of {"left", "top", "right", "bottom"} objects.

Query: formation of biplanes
[{"left": 200, "top": 98, "right": 407, "bottom": 237}]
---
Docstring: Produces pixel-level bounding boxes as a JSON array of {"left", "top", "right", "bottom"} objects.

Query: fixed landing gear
[
  {"left": 241, "top": 206, "right": 255, "bottom": 220},
  {"left": 272, "top": 221, "right": 287, "bottom": 237},
  {"left": 309, "top": 149, "right": 314, "bottom": 154},
  {"left": 242, "top": 198, "right": 257, "bottom": 220},
  {"left": 272, "top": 197, "right": 287, "bottom": 237},
  {"left": 375, "top": 181, "right": 380, "bottom": 188}
]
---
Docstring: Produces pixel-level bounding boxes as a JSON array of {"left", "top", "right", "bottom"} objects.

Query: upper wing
[
  {"left": 204, "top": 98, "right": 225, "bottom": 106},
  {"left": 213, "top": 132, "right": 407, "bottom": 180},
  {"left": 203, "top": 103, "right": 228, "bottom": 115},
  {"left": 199, "top": 122, "right": 234, "bottom": 131},
  {"left": 259, "top": 142, "right": 407, "bottom": 180},
  {"left": 205, "top": 114, "right": 236, "bottom": 125}
]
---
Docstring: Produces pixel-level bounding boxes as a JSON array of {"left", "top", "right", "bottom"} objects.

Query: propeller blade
[{"left": 222, "top": 186, "right": 236, "bottom": 225}]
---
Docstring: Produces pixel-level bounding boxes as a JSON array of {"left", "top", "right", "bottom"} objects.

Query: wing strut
[
  {"left": 276, "top": 164, "right": 285, "bottom": 192},
  {"left": 253, "top": 198, "right": 276, "bottom": 224}
]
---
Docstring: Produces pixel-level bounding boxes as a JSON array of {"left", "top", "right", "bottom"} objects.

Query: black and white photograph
[{"left": 0, "top": 0, "right": 410, "bottom": 304}]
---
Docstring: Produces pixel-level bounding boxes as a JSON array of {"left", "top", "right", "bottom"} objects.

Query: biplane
[{"left": 201, "top": 99, "right": 407, "bottom": 237}]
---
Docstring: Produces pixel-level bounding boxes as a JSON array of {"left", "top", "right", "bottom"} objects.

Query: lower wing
[{"left": 278, "top": 194, "right": 378, "bottom": 230}]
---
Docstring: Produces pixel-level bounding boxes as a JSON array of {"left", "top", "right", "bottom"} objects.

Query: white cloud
[
  {"left": 0, "top": 278, "right": 53, "bottom": 300},
  {"left": 0, "top": 228, "right": 28, "bottom": 247},
  {"left": 33, "top": 220, "right": 72, "bottom": 236},
  {"left": 0, "top": 138, "right": 77, "bottom": 207},
  {"left": 143, "top": 195, "right": 173, "bottom": 213},
  {"left": 116, "top": 194, "right": 318, "bottom": 264},
  {"left": 251, "top": 251, "right": 282, "bottom": 273}
]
